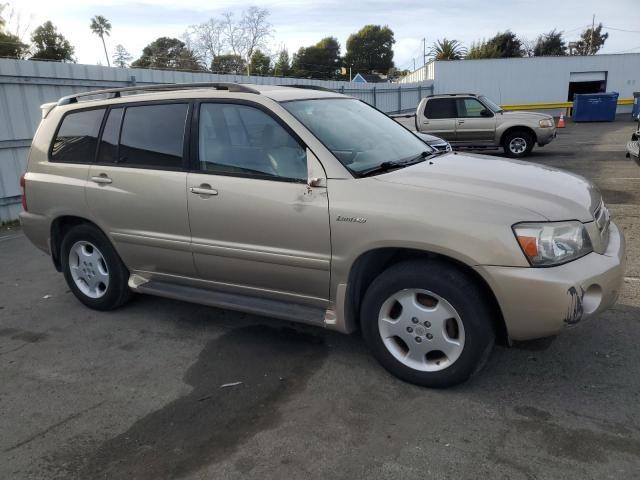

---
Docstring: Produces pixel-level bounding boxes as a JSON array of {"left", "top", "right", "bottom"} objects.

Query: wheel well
[
  {"left": 345, "top": 248, "right": 509, "bottom": 345},
  {"left": 50, "top": 216, "right": 102, "bottom": 272},
  {"left": 500, "top": 126, "right": 537, "bottom": 146}
]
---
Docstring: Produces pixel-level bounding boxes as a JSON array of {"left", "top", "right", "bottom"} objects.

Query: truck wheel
[
  {"left": 503, "top": 130, "right": 534, "bottom": 158},
  {"left": 60, "top": 224, "right": 132, "bottom": 310},
  {"left": 360, "top": 260, "right": 495, "bottom": 388}
]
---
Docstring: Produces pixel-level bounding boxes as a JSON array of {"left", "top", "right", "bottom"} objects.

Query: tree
[
  {"left": 131, "top": 37, "right": 203, "bottom": 71},
  {"left": 572, "top": 23, "right": 608, "bottom": 55},
  {"left": 272, "top": 48, "right": 290, "bottom": 77},
  {"left": 112, "top": 44, "right": 132, "bottom": 67},
  {"left": 210, "top": 53, "right": 245, "bottom": 73},
  {"left": 185, "top": 18, "right": 224, "bottom": 66},
  {"left": 344, "top": 25, "right": 395, "bottom": 74},
  {"left": 30, "top": 21, "right": 75, "bottom": 62},
  {"left": 241, "top": 6, "right": 272, "bottom": 62},
  {"left": 534, "top": 29, "right": 567, "bottom": 56},
  {"left": 90, "top": 15, "right": 111, "bottom": 66},
  {"left": 291, "top": 37, "right": 341, "bottom": 79},
  {"left": 466, "top": 39, "right": 501, "bottom": 59},
  {"left": 249, "top": 49, "right": 270, "bottom": 75},
  {"left": 486, "top": 31, "right": 522, "bottom": 58},
  {"left": 430, "top": 38, "right": 466, "bottom": 60},
  {"left": 0, "top": 30, "right": 28, "bottom": 58},
  {"left": 0, "top": 8, "right": 29, "bottom": 59}
]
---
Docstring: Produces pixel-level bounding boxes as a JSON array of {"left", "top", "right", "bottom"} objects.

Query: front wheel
[
  {"left": 503, "top": 130, "right": 534, "bottom": 158},
  {"left": 360, "top": 261, "right": 495, "bottom": 388}
]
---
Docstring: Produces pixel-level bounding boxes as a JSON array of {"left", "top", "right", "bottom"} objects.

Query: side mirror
[
  {"left": 480, "top": 109, "right": 493, "bottom": 117},
  {"left": 307, "top": 177, "right": 323, "bottom": 187}
]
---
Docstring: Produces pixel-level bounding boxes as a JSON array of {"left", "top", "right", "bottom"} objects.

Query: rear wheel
[
  {"left": 360, "top": 260, "right": 495, "bottom": 388},
  {"left": 503, "top": 130, "right": 534, "bottom": 158},
  {"left": 61, "top": 224, "right": 132, "bottom": 310}
]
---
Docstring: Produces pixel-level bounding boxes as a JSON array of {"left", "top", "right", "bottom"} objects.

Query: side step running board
[{"left": 133, "top": 280, "right": 326, "bottom": 328}]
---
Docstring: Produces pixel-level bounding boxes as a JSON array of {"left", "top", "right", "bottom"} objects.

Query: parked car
[
  {"left": 413, "top": 131, "right": 452, "bottom": 153},
  {"left": 392, "top": 93, "right": 556, "bottom": 158},
  {"left": 627, "top": 123, "right": 639, "bottom": 166},
  {"left": 20, "top": 83, "right": 624, "bottom": 387}
]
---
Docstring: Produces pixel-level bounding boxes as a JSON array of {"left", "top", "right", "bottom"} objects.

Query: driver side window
[{"left": 198, "top": 103, "right": 308, "bottom": 181}]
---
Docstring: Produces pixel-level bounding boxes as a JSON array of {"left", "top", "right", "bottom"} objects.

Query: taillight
[{"left": 20, "top": 174, "right": 27, "bottom": 211}]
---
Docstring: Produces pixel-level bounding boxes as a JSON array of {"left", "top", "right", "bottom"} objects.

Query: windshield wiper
[
  {"left": 359, "top": 161, "right": 404, "bottom": 177},
  {"left": 359, "top": 151, "right": 431, "bottom": 177}
]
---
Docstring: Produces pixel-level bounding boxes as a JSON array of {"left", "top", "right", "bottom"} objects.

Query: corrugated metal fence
[{"left": 0, "top": 58, "right": 433, "bottom": 222}]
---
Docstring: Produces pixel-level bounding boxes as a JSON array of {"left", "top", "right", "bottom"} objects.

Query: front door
[
  {"left": 421, "top": 98, "right": 457, "bottom": 141},
  {"left": 86, "top": 102, "right": 196, "bottom": 278},
  {"left": 454, "top": 97, "right": 496, "bottom": 144},
  {"left": 187, "top": 101, "right": 331, "bottom": 304}
]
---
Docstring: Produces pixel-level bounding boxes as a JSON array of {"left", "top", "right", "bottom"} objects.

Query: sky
[{"left": 5, "top": 0, "right": 640, "bottom": 71}]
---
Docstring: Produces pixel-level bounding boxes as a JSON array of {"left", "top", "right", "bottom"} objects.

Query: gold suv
[{"left": 20, "top": 83, "right": 625, "bottom": 387}]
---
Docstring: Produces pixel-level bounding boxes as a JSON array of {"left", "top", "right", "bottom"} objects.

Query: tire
[
  {"left": 360, "top": 260, "right": 495, "bottom": 388},
  {"left": 60, "top": 223, "right": 132, "bottom": 310},
  {"left": 503, "top": 130, "right": 534, "bottom": 158}
]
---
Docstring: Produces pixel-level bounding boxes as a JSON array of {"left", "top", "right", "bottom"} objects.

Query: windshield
[
  {"left": 282, "top": 98, "right": 433, "bottom": 175},
  {"left": 479, "top": 95, "right": 503, "bottom": 113}
]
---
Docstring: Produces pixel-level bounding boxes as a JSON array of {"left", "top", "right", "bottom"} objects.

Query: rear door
[
  {"left": 187, "top": 101, "right": 331, "bottom": 304},
  {"left": 454, "top": 97, "right": 496, "bottom": 144},
  {"left": 86, "top": 102, "right": 196, "bottom": 278},
  {"left": 420, "top": 98, "right": 457, "bottom": 141}
]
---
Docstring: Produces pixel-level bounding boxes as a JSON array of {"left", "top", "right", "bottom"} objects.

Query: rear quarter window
[
  {"left": 424, "top": 99, "right": 457, "bottom": 119},
  {"left": 50, "top": 109, "right": 105, "bottom": 163}
]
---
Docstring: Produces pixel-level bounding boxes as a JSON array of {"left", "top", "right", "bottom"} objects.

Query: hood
[
  {"left": 501, "top": 110, "right": 553, "bottom": 121},
  {"left": 378, "top": 152, "right": 600, "bottom": 222}
]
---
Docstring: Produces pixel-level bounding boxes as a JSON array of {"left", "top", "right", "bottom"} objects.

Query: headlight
[
  {"left": 539, "top": 118, "right": 554, "bottom": 128},
  {"left": 513, "top": 221, "right": 592, "bottom": 267}
]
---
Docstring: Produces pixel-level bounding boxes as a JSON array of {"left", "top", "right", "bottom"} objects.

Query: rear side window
[
  {"left": 424, "top": 99, "right": 457, "bottom": 119},
  {"left": 118, "top": 104, "right": 188, "bottom": 169},
  {"left": 51, "top": 109, "right": 105, "bottom": 163},
  {"left": 97, "top": 107, "right": 123, "bottom": 164}
]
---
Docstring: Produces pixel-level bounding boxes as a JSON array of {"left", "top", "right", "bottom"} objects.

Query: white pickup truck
[{"left": 392, "top": 93, "right": 557, "bottom": 158}]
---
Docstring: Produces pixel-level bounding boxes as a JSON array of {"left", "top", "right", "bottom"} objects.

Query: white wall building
[{"left": 401, "top": 53, "right": 640, "bottom": 113}]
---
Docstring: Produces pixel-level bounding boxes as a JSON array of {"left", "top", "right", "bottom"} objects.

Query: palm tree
[
  {"left": 90, "top": 15, "right": 112, "bottom": 66},
  {"left": 430, "top": 38, "right": 467, "bottom": 60}
]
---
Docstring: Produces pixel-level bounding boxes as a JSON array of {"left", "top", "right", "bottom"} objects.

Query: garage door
[{"left": 570, "top": 71, "right": 607, "bottom": 82}]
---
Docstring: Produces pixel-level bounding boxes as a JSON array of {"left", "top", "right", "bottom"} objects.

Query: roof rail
[
  {"left": 284, "top": 84, "right": 336, "bottom": 92},
  {"left": 57, "top": 82, "right": 260, "bottom": 106},
  {"left": 426, "top": 92, "right": 477, "bottom": 98}
]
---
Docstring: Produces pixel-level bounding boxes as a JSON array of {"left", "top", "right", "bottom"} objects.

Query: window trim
[
  {"left": 48, "top": 106, "right": 107, "bottom": 164},
  {"left": 191, "top": 99, "right": 309, "bottom": 184},
  {"left": 94, "top": 100, "right": 192, "bottom": 172}
]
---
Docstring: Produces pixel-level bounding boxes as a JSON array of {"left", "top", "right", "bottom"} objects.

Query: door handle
[
  {"left": 90, "top": 174, "right": 112, "bottom": 185},
  {"left": 457, "top": 120, "right": 465, "bottom": 124},
  {"left": 190, "top": 185, "right": 218, "bottom": 196}
]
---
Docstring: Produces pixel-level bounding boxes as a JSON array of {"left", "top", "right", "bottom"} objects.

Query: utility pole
[
  {"left": 423, "top": 38, "right": 426, "bottom": 67},
  {"left": 413, "top": 58, "right": 416, "bottom": 71},
  {"left": 589, "top": 14, "right": 595, "bottom": 55}
]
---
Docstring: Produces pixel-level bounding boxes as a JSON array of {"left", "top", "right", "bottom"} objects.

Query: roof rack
[
  {"left": 57, "top": 82, "right": 260, "bottom": 106},
  {"left": 284, "top": 84, "right": 336, "bottom": 92}
]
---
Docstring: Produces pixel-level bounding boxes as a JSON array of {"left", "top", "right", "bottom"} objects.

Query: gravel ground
[{"left": 1, "top": 117, "right": 639, "bottom": 480}]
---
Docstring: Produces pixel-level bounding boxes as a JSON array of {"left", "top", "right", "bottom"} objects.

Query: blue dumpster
[
  {"left": 572, "top": 92, "right": 619, "bottom": 122},
  {"left": 633, "top": 92, "right": 640, "bottom": 121}
]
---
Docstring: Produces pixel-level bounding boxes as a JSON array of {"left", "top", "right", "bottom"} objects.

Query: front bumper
[
  {"left": 475, "top": 222, "right": 625, "bottom": 341},
  {"left": 537, "top": 127, "right": 557, "bottom": 146}
]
